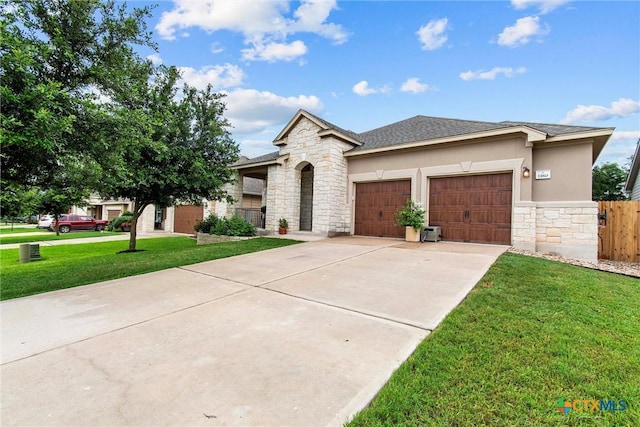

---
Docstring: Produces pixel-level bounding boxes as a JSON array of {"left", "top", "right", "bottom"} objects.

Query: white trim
[
  {"left": 344, "top": 126, "right": 544, "bottom": 157},
  {"left": 348, "top": 168, "right": 419, "bottom": 235},
  {"left": 232, "top": 154, "right": 289, "bottom": 170},
  {"left": 317, "top": 129, "right": 362, "bottom": 146},
  {"left": 544, "top": 128, "right": 613, "bottom": 143}
]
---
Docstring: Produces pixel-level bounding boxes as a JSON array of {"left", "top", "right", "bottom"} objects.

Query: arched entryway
[{"left": 299, "top": 163, "right": 314, "bottom": 231}]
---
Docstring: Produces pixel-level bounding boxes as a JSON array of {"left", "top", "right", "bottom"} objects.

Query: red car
[{"left": 50, "top": 214, "right": 109, "bottom": 233}]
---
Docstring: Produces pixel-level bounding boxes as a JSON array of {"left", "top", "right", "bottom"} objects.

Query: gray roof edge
[
  {"left": 233, "top": 150, "right": 280, "bottom": 167},
  {"left": 624, "top": 139, "right": 640, "bottom": 192}
]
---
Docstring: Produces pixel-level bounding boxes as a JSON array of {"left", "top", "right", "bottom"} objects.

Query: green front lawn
[
  {"left": 0, "top": 237, "right": 300, "bottom": 300},
  {"left": 0, "top": 231, "right": 121, "bottom": 245},
  {"left": 0, "top": 227, "right": 41, "bottom": 234},
  {"left": 348, "top": 253, "right": 639, "bottom": 426}
]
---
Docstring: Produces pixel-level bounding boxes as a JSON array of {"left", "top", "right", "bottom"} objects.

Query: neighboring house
[
  {"left": 76, "top": 195, "right": 179, "bottom": 233},
  {"left": 79, "top": 177, "right": 264, "bottom": 234},
  {"left": 624, "top": 139, "right": 640, "bottom": 200},
  {"left": 229, "top": 109, "right": 614, "bottom": 262}
]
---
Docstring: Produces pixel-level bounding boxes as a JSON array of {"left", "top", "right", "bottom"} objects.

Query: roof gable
[{"left": 273, "top": 109, "right": 362, "bottom": 146}]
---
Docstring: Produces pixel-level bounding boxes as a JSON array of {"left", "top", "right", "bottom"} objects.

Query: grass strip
[
  {"left": 0, "top": 227, "right": 43, "bottom": 235},
  {"left": 1, "top": 231, "right": 122, "bottom": 245},
  {"left": 348, "top": 252, "right": 640, "bottom": 426},
  {"left": 0, "top": 237, "right": 301, "bottom": 300}
]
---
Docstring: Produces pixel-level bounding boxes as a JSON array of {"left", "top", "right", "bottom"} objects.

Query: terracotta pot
[{"left": 278, "top": 227, "right": 287, "bottom": 235}]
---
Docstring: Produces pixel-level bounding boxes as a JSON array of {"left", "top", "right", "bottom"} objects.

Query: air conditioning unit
[{"left": 421, "top": 226, "right": 442, "bottom": 242}]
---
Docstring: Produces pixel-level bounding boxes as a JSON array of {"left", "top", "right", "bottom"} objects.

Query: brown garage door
[
  {"left": 429, "top": 173, "right": 512, "bottom": 244},
  {"left": 355, "top": 180, "right": 411, "bottom": 238},
  {"left": 174, "top": 205, "right": 204, "bottom": 234}
]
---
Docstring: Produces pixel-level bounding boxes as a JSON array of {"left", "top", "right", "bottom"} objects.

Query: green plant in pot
[
  {"left": 278, "top": 218, "right": 288, "bottom": 235},
  {"left": 395, "top": 199, "right": 425, "bottom": 242}
]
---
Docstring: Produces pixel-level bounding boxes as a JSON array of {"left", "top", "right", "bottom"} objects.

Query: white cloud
[
  {"left": 223, "top": 88, "right": 323, "bottom": 135},
  {"left": 178, "top": 64, "right": 245, "bottom": 90},
  {"left": 352, "top": 80, "right": 376, "bottom": 96},
  {"left": 561, "top": 98, "right": 640, "bottom": 124},
  {"left": 211, "top": 42, "right": 224, "bottom": 54},
  {"left": 594, "top": 131, "right": 640, "bottom": 165},
  {"left": 241, "top": 40, "right": 308, "bottom": 62},
  {"left": 288, "top": 0, "right": 349, "bottom": 45},
  {"left": 352, "top": 80, "right": 390, "bottom": 96},
  {"left": 156, "top": 0, "right": 347, "bottom": 62},
  {"left": 400, "top": 78, "right": 430, "bottom": 93},
  {"left": 237, "top": 139, "right": 275, "bottom": 157},
  {"left": 416, "top": 18, "right": 449, "bottom": 51},
  {"left": 511, "top": 0, "right": 570, "bottom": 14},
  {"left": 497, "top": 16, "right": 549, "bottom": 47},
  {"left": 611, "top": 130, "right": 640, "bottom": 141},
  {"left": 147, "top": 53, "right": 163, "bottom": 65},
  {"left": 459, "top": 66, "right": 527, "bottom": 81}
]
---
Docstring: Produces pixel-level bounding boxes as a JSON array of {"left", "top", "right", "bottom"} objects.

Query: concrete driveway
[{"left": 1, "top": 237, "right": 506, "bottom": 426}]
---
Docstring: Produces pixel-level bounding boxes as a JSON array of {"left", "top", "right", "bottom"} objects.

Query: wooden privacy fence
[{"left": 597, "top": 201, "right": 640, "bottom": 262}]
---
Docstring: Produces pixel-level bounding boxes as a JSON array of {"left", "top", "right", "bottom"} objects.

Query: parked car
[
  {"left": 37, "top": 214, "right": 54, "bottom": 229},
  {"left": 50, "top": 214, "right": 109, "bottom": 233}
]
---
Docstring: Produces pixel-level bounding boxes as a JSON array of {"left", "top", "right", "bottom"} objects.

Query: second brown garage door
[
  {"left": 174, "top": 205, "right": 204, "bottom": 235},
  {"left": 354, "top": 180, "right": 410, "bottom": 238},
  {"left": 429, "top": 173, "right": 512, "bottom": 244}
]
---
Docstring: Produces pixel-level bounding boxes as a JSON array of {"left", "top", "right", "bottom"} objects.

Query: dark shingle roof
[
  {"left": 243, "top": 176, "right": 264, "bottom": 195},
  {"left": 237, "top": 112, "right": 613, "bottom": 163},
  {"left": 301, "top": 110, "right": 362, "bottom": 142},
  {"left": 354, "top": 116, "right": 508, "bottom": 151},
  {"left": 233, "top": 151, "right": 280, "bottom": 167},
  {"left": 499, "top": 121, "right": 605, "bottom": 137}
]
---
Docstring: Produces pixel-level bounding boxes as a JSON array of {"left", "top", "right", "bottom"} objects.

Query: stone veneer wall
[
  {"left": 511, "top": 201, "right": 536, "bottom": 252},
  {"left": 534, "top": 201, "right": 598, "bottom": 262},
  {"left": 511, "top": 201, "right": 597, "bottom": 262},
  {"left": 265, "top": 117, "right": 352, "bottom": 235}
]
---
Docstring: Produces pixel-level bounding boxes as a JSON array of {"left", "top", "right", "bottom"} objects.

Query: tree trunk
[
  {"left": 128, "top": 202, "right": 146, "bottom": 252},
  {"left": 54, "top": 213, "right": 60, "bottom": 236}
]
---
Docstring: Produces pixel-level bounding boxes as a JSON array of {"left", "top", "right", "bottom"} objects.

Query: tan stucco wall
[
  {"left": 532, "top": 142, "right": 593, "bottom": 201},
  {"left": 347, "top": 135, "right": 533, "bottom": 202}
]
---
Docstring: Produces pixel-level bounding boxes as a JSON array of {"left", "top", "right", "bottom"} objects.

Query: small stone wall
[
  {"left": 512, "top": 202, "right": 536, "bottom": 252},
  {"left": 534, "top": 201, "right": 598, "bottom": 262},
  {"left": 196, "top": 232, "right": 257, "bottom": 245}
]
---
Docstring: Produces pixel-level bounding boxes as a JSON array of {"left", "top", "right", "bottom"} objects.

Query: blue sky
[{"left": 138, "top": 0, "right": 639, "bottom": 166}]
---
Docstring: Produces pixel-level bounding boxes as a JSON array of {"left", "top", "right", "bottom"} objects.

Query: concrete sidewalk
[
  {"left": 0, "top": 231, "right": 189, "bottom": 250},
  {"left": 1, "top": 237, "right": 506, "bottom": 426}
]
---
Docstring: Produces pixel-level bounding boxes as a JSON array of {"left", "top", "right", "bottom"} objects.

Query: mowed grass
[
  {"left": 348, "top": 253, "right": 639, "bottom": 426},
  {"left": 0, "top": 231, "right": 121, "bottom": 245},
  {"left": 0, "top": 237, "right": 301, "bottom": 300},
  {"left": 0, "top": 227, "right": 42, "bottom": 234}
]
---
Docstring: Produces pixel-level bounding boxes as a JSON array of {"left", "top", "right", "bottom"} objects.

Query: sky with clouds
[{"left": 137, "top": 0, "right": 639, "bottom": 166}]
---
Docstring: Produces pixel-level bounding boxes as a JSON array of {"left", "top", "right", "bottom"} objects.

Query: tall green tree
[
  {"left": 0, "top": 184, "right": 41, "bottom": 228},
  {"left": 102, "top": 66, "right": 240, "bottom": 251},
  {"left": 592, "top": 162, "right": 629, "bottom": 201},
  {"left": 1, "top": 0, "right": 154, "bottom": 191}
]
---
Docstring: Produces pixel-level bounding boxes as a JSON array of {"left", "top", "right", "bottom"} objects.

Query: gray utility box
[
  {"left": 421, "top": 226, "right": 442, "bottom": 243},
  {"left": 19, "top": 243, "right": 41, "bottom": 263}
]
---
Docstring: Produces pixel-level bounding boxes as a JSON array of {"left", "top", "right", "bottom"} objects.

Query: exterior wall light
[{"left": 523, "top": 166, "right": 531, "bottom": 178}]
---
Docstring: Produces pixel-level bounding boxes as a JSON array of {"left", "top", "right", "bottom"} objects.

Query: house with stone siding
[{"left": 224, "top": 109, "right": 613, "bottom": 262}]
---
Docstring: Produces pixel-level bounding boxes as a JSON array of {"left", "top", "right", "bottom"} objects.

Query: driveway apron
[{"left": 1, "top": 237, "right": 505, "bottom": 426}]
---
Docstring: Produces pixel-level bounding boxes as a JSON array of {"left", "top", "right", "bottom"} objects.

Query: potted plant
[
  {"left": 278, "top": 218, "right": 288, "bottom": 235},
  {"left": 395, "top": 199, "right": 425, "bottom": 242},
  {"left": 120, "top": 221, "right": 132, "bottom": 232}
]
